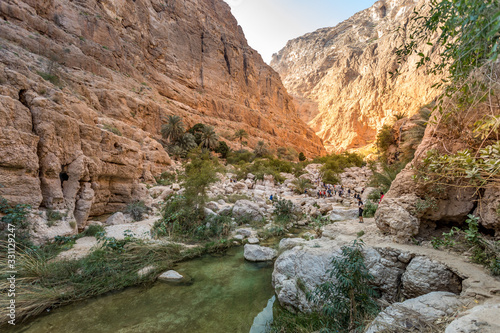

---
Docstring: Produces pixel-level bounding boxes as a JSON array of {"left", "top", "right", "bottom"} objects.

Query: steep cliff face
[
  {"left": 271, "top": 0, "right": 441, "bottom": 152},
  {"left": 0, "top": 0, "right": 325, "bottom": 227}
]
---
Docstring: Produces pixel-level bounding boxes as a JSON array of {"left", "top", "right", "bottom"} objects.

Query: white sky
[{"left": 224, "top": 0, "right": 376, "bottom": 63}]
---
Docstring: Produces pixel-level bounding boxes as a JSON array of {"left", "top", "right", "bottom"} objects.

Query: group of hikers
[{"left": 312, "top": 180, "right": 385, "bottom": 224}]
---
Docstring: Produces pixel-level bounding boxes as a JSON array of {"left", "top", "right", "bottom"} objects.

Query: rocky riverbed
[{"left": 25, "top": 164, "right": 500, "bottom": 332}]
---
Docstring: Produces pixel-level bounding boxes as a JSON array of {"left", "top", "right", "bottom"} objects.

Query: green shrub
[
  {"left": 46, "top": 209, "right": 64, "bottom": 227},
  {"left": 298, "top": 152, "right": 306, "bottom": 161},
  {"left": 214, "top": 140, "right": 230, "bottom": 158},
  {"left": 431, "top": 215, "right": 500, "bottom": 275},
  {"left": 368, "top": 161, "right": 406, "bottom": 194},
  {"left": 233, "top": 158, "right": 305, "bottom": 183},
  {"left": 153, "top": 195, "right": 205, "bottom": 239},
  {"left": 291, "top": 177, "right": 312, "bottom": 194},
  {"left": 0, "top": 196, "right": 32, "bottom": 248},
  {"left": 226, "top": 150, "right": 253, "bottom": 165},
  {"left": 376, "top": 124, "right": 395, "bottom": 157},
  {"left": 308, "top": 240, "right": 379, "bottom": 332},
  {"left": 316, "top": 152, "right": 365, "bottom": 184},
  {"left": 155, "top": 171, "right": 176, "bottom": 186},
  {"left": 82, "top": 224, "right": 105, "bottom": 237},
  {"left": 124, "top": 200, "right": 150, "bottom": 221},
  {"left": 193, "top": 214, "right": 232, "bottom": 240},
  {"left": 274, "top": 199, "right": 297, "bottom": 225},
  {"left": 362, "top": 200, "right": 378, "bottom": 218},
  {"left": 102, "top": 123, "right": 122, "bottom": 136},
  {"left": 37, "top": 71, "right": 61, "bottom": 86}
]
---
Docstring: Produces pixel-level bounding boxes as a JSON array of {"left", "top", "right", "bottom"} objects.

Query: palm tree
[
  {"left": 291, "top": 177, "right": 312, "bottom": 194},
  {"left": 234, "top": 129, "right": 248, "bottom": 151},
  {"left": 200, "top": 126, "right": 219, "bottom": 150},
  {"left": 177, "top": 133, "right": 197, "bottom": 152},
  {"left": 161, "top": 115, "right": 185, "bottom": 143},
  {"left": 254, "top": 140, "right": 269, "bottom": 158}
]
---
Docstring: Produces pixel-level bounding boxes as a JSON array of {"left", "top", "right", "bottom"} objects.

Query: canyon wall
[
  {"left": 0, "top": 0, "right": 325, "bottom": 227},
  {"left": 271, "top": 0, "right": 441, "bottom": 152}
]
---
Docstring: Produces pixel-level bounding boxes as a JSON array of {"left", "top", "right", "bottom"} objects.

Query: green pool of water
[{"left": 7, "top": 246, "right": 275, "bottom": 333}]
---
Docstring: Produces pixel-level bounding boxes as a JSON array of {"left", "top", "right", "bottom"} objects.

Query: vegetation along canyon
[{"left": 0, "top": 0, "right": 499, "bottom": 332}]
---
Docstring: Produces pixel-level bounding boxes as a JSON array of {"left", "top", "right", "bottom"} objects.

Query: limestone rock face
[
  {"left": 271, "top": 0, "right": 441, "bottom": 152},
  {"left": 0, "top": 0, "right": 325, "bottom": 227}
]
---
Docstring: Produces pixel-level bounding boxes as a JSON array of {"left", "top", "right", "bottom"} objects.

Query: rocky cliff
[
  {"left": 0, "top": 0, "right": 325, "bottom": 228},
  {"left": 271, "top": 0, "right": 441, "bottom": 152}
]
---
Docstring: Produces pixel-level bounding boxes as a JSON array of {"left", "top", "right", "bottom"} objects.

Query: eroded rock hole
[
  {"left": 19, "top": 89, "right": 28, "bottom": 107},
  {"left": 59, "top": 172, "right": 69, "bottom": 187}
]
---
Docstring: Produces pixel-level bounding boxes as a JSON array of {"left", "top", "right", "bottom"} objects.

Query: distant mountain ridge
[{"left": 271, "top": 0, "right": 442, "bottom": 152}]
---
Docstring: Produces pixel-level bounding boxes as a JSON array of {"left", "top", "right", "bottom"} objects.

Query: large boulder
[
  {"left": 272, "top": 239, "right": 463, "bottom": 312},
  {"left": 474, "top": 186, "right": 500, "bottom": 236},
  {"left": 366, "top": 292, "right": 465, "bottom": 333},
  {"left": 278, "top": 237, "right": 307, "bottom": 251},
  {"left": 232, "top": 181, "right": 248, "bottom": 192},
  {"left": 329, "top": 208, "right": 358, "bottom": 221},
  {"left": 232, "top": 200, "right": 264, "bottom": 222},
  {"left": 375, "top": 194, "right": 420, "bottom": 242},
  {"left": 244, "top": 244, "right": 277, "bottom": 262},
  {"left": 272, "top": 239, "right": 409, "bottom": 312},
  {"left": 445, "top": 303, "right": 500, "bottom": 333},
  {"left": 401, "top": 256, "right": 462, "bottom": 298},
  {"left": 105, "top": 212, "right": 133, "bottom": 225}
]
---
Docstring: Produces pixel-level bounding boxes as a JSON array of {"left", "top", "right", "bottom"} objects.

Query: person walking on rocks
[{"left": 358, "top": 199, "right": 364, "bottom": 223}]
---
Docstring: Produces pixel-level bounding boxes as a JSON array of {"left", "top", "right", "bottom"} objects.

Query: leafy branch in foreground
[
  {"left": 395, "top": 0, "right": 500, "bottom": 85},
  {"left": 414, "top": 141, "right": 500, "bottom": 189}
]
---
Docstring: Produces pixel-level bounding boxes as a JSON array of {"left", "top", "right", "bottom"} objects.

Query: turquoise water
[{"left": 8, "top": 247, "right": 275, "bottom": 333}]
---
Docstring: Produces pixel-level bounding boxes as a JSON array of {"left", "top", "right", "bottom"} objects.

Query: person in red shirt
[{"left": 379, "top": 192, "right": 384, "bottom": 204}]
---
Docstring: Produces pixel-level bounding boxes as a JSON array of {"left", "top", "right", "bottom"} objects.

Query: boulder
[
  {"left": 375, "top": 194, "right": 420, "bottom": 242},
  {"left": 278, "top": 238, "right": 307, "bottom": 251},
  {"left": 232, "top": 200, "right": 264, "bottom": 222},
  {"left": 29, "top": 211, "right": 76, "bottom": 246},
  {"left": 158, "top": 270, "right": 184, "bottom": 282},
  {"left": 204, "top": 207, "right": 217, "bottom": 216},
  {"left": 402, "top": 256, "right": 462, "bottom": 298},
  {"left": 225, "top": 186, "right": 234, "bottom": 195},
  {"left": 219, "top": 206, "right": 233, "bottom": 216},
  {"left": 245, "top": 179, "right": 254, "bottom": 189},
  {"left": 172, "top": 183, "right": 181, "bottom": 191},
  {"left": 244, "top": 244, "right": 278, "bottom": 262},
  {"left": 137, "top": 265, "right": 156, "bottom": 278},
  {"left": 206, "top": 201, "right": 219, "bottom": 212},
  {"left": 366, "top": 292, "right": 465, "bottom": 333},
  {"left": 105, "top": 212, "right": 133, "bottom": 225},
  {"left": 233, "top": 181, "right": 248, "bottom": 192},
  {"left": 248, "top": 237, "right": 260, "bottom": 244},
  {"left": 445, "top": 303, "right": 500, "bottom": 333},
  {"left": 236, "top": 228, "right": 253, "bottom": 237},
  {"left": 329, "top": 208, "right": 358, "bottom": 221},
  {"left": 474, "top": 186, "right": 500, "bottom": 235}
]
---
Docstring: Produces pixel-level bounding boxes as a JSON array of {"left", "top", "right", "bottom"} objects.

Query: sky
[{"left": 224, "top": 0, "right": 376, "bottom": 64}]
